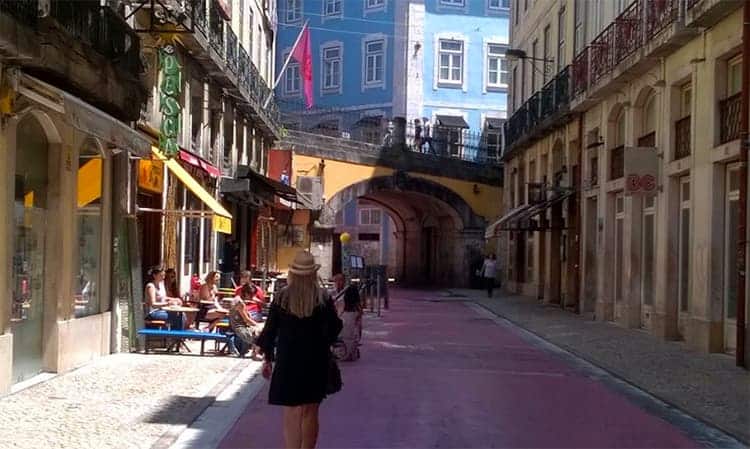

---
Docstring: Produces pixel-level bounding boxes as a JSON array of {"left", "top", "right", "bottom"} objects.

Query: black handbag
[{"left": 326, "top": 351, "right": 343, "bottom": 395}]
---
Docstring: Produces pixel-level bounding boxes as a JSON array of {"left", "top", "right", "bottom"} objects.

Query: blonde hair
[{"left": 282, "top": 271, "right": 324, "bottom": 318}]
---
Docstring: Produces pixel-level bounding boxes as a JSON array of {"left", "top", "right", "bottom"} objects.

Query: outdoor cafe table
[{"left": 161, "top": 306, "right": 200, "bottom": 351}]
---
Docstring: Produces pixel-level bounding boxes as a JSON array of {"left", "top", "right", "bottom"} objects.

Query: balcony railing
[
  {"left": 610, "top": 145, "right": 624, "bottom": 180},
  {"left": 720, "top": 93, "right": 741, "bottom": 144},
  {"left": 208, "top": 6, "right": 224, "bottom": 55},
  {"left": 572, "top": 0, "right": 681, "bottom": 99},
  {"left": 226, "top": 27, "right": 238, "bottom": 74},
  {"left": 572, "top": 48, "right": 589, "bottom": 98},
  {"left": 674, "top": 116, "right": 691, "bottom": 159},
  {"left": 49, "top": 1, "right": 143, "bottom": 76},
  {"left": 590, "top": 24, "right": 615, "bottom": 86},
  {"left": 0, "top": 0, "right": 38, "bottom": 25},
  {"left": 503, "top": 66, "right": 571, "bottom": 153},
  {"left": 614, "top": 0, "right": 641, "bottom": 64},
  {"left": 646, "top": 0, "right": 679, "bottom": 40}
]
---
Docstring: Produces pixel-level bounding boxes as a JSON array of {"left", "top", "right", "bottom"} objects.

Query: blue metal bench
[{"left": 137, "top": 329, "right": 229, "bottom": 355}]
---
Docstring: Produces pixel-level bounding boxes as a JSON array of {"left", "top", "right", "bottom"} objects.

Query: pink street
[{"left": 219, "top": 290, "right": 702, "bottom": 449}]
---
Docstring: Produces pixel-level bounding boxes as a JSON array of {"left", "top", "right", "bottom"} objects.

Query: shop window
[
  {"left": 678, "top": 176, "right": 691, "bottom": 313},
  {"left": 74, "top": 141, "right": 105, "bottom": 318}
]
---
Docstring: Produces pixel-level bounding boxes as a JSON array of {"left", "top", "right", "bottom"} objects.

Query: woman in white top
[
  {"left": 480, "top": 254, "right": 498, "bottom": 298},
  {"left": 145, "top": 266, "right": 184, "bottom": 329}
]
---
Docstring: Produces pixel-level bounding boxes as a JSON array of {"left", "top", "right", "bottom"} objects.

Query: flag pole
[{"left": 264, "top": 20, "right": 309, "bottom": 109}]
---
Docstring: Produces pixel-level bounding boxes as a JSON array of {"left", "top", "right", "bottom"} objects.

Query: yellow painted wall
[{"left": 292, "top": 154, "right": 503, "bottom": 220}]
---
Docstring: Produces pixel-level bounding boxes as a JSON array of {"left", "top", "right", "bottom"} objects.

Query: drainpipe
[
  {"left": 737, "top": 1, "right": 749, "bottom": 369},
  {"left": 574, "top": 112, "right": 585, "bottom": 313}
]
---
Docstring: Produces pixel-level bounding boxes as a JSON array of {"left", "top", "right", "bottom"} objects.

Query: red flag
[{"left": 291, "top": 25, "right": 313, "bottom": 109}]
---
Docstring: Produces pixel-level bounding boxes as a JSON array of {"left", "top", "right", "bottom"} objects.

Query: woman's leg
[
  {"left": 283, "top": 406, "right": 304, "bottom": 449},
  {"left": 300, "top": 403, "right": 320, "bottom": 449}
]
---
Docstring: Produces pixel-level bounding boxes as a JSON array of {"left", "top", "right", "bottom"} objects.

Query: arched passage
[{"left": 315, "top": 172, "right": 486, "bottom": 287}]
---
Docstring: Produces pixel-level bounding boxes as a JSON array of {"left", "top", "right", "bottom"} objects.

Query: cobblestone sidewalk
[
  {"left": 0, "top": 346, "right": 258, "bottom": 449},
  {"left": 447, "top": 289, "right": 750, "bottom": 445}
]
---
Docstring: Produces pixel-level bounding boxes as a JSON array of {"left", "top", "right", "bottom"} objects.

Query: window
[
  {"left": 557, "top": 7, "right": 566, "bottom": 70},
  {"left": 725, "top": 164, "right": 740, "bottom": 322},
  {"left": 487, "top": 44, "right": 508, "bottom": 89},
  {"left": 614, "top": 192, "right": 624, "bottom": 307},
  {"left": 440, "top": 0, "right": 465, "bottom": 6},
  {"left": 360, "top": 208, "right": 382, "bottom": 225},
  {"left": 531, "top": 39, "right": 538, "bottom": 92},
  {"left": 728, "top": 55, "right": 742, "bottom": 97},
  {"left": 364, "top": 39, "right": 385, "bottom": 87},
  {"left": 438, "top": 39, "right": 464, "bottom": 85},
  {"left": 512, "top": 66, "right": 518, "bottom": 109},
  {"left": 574, "top": 0, "right": 585, "bottom": 55},
  {"left": 284, "top": 53, "right": 301, "bottom": 95},
  {"left": 680, "top": 83, "right": 692, "bottom": 118},
  {"left": 514, "top": 0, "right": 519, "bottom": 24},
  {"left": 286, "top": 0, "right": 302, "bottom": 23},
  {"left": 678, "top": 177, "right": 691, "bottom": 313},
  {"left": 488, "top": 0, "right": 509, "bottom": 10},
  {"left": 520, "top": 56, "right": 526, "bottom": 100},
  {"left": 324, "top": 0, "right": 342, "bottom": 17},
  {"left": 322, "top": 44, "right": 342, "bottom": 92},
  {"left": 75, "top": 142, "right": 105, "bottom": 318},
  {"left": 365, "top": 0, "right": 385, "bottom": 11},
  {"left": 542, "top": 26, "right": 551, "bottom": 83}
]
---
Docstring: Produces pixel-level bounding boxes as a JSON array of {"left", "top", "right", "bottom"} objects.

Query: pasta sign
[{"left": 159, "top": 45, "right": 181, "bottom": 158}]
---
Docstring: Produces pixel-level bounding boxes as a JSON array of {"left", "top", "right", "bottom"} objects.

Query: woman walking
[{"left": 257, "top": 251, "right": 342, "bottom": 449}]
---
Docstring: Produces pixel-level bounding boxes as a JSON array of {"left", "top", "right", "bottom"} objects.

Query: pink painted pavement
[{"left": 219, "top": 289, "right": 701, "bottom": 448}]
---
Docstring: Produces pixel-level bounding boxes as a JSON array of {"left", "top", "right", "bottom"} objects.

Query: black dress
[{"left": 257, "top": 287, "right": 343, "bottom": 406}]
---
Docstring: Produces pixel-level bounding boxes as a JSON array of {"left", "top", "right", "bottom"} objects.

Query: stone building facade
[{"left": 500, "top": 0, "right": 748, "bottom": 359}]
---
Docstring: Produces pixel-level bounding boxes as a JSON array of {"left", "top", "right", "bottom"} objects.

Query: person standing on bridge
[
  {"left": 480, "top": 253, "right": 498, "bottom": 298},
  {"left": 257, "top": 251, "right": 342, "bottom": 449}
]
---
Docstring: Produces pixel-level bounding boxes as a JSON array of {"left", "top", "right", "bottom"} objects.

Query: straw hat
[{"left": 288, "top": 251, "right": 320, "bottom": 276}]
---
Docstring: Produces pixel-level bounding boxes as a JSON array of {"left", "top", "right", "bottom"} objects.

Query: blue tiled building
[
  {"left": 395, "top": 0, "right": 510, "bottom": 161},
  {"left": 275, "top": 0, "right": 396, "bottom": 141},
  {"left": 275, "top": 0, "right": 510, "bottom": 159}
]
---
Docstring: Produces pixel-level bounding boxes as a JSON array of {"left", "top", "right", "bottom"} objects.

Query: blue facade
[
  {"left": 275, "top": 0, "right": 396, "bottom": 133},
  {"left": 275, "top": 0, "right": 510, "bottom": 160},
  {"left": 403, "top": 0, "right": 510, "bottom": 160}
]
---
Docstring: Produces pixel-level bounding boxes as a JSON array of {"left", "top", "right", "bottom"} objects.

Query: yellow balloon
[{"left": 340, "top": 232, "right": 351, "bottom": 244}]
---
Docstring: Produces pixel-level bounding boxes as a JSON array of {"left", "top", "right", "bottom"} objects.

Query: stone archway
[{"left": 314, "top": 171, "right": 486, "bottom": 287}]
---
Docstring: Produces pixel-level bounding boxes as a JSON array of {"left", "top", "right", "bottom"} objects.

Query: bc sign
[
  {"left": 159, "top": 45, "right": 182, "bottom": 158},
  {"left": 624, "top": 146, "right": 658, "bottom": 196}
]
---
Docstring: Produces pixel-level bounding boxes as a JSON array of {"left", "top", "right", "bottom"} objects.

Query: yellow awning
[
  {"left": 152, "top": 147, "right": 232, "bottom": 234},
  {"left": 77, "top": 158, "right": 102, "bottom": 208}
]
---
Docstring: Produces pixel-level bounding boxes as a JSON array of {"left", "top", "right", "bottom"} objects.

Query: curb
[{"left": 465, "top": 298, "right": 748, "bottom": 448}]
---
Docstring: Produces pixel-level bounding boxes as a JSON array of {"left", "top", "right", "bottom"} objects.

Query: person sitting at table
[
  {"left": 229, "top": 285, "right": 262, "bottom": 357},
  {"left": 199, "top": 271, "right": 228, "bottom": 331},
  {"left": 145, "top": 266, "right": 184, "bottom": 330}
]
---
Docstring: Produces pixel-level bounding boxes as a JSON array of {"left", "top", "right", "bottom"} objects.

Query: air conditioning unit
[{"left": 296, "top": 176, "right": 323, "bottom": 210}]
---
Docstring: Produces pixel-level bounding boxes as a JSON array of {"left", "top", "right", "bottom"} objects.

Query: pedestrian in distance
[
  {"left": 257, "top": 251, "right": 343, "bottom": 449},
  {"left": 330, "top": 273, "right": 362, "bottom": 361},
  {"left": 228, "top": 285, "right": 262, "bottom": 357},
  {"left": 422, "top": 117, "right": 435, "bottom": 154},
  {"left": 480, "top": 254, "right": 498, "bottom": 298},
  {"left": 413, "top": 118, "right": 422, "bottom": 151}
]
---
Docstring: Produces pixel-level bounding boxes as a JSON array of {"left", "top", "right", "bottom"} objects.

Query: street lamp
[{"left": 505, "top": 48, "right": 554, "bottom": 76}]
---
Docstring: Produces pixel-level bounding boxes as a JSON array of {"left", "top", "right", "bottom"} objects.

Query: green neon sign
[{"left": 159, "top": 45, "right": 182, "bottom": 158}]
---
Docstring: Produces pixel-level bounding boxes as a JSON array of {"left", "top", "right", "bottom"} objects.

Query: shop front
[{"left": 0, "top": 74, "right": 151, "bottom": 393}]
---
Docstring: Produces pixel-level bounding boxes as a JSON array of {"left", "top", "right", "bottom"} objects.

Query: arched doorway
[
  {"left": 11, "top": 113, "right": 57, "bottom": 383},
  {"left": 318, "top": 173, "right": 486, "bottom": 287}
]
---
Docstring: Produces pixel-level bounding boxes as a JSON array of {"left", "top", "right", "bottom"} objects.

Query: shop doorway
[
  {"left": 724, "top": 164, "right": 740, "bottom": 353},
  {"left": 11, "top": 116, "right": 50, "bottom": 383},
  {"left": 137, "top": 192, "right": 162, "bottom": 282}
]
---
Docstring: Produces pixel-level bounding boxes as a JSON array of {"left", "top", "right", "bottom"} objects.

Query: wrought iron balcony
[
  {"left": 49, "top": 0, "right": 143, "bottom": 77},
  {"left": 571, "top": 0, "right": 682, "bottom": 100},
  {"left": 674, "top": 116, "right": 691, "bottom": 159},
  {"left": 720, "top": 93, "right": 740, "bottom": 144},
  {"left": 226, "top": 27, "right": 238, "bottom": 74},
  {"left": 503, "top": 66, "right": 571, "bottom": 155},
  {"left": 0, "top": 0, "right": 38, "bottom": 25}
]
